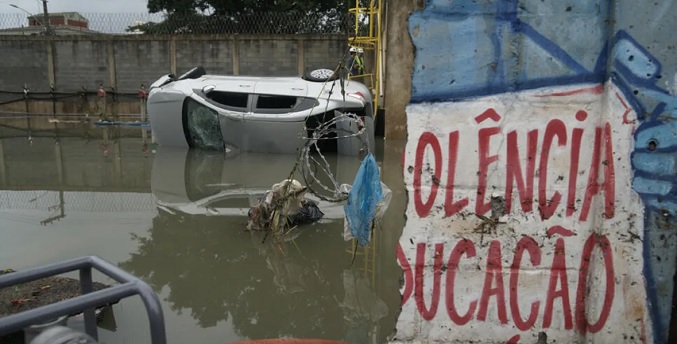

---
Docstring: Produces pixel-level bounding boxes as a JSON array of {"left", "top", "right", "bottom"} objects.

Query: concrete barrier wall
[
  {"left": 0, "top": 34, "right": 347, "bottom": 95},
  {"left": 394, "top": 0, "right": 677, "bottom": 343},
  {"left": 0, "top": 40, "right": 50, "bottom": 92}
]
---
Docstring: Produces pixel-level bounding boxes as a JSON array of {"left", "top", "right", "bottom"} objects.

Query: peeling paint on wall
[{"left": 394, "top": 0, "right": 677, "bottom": 343}]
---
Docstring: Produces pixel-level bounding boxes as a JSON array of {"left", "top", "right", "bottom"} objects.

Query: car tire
[
  {"left": 303, "top": 68, "right": 339, "bottom": 82},
  {"left": 177, "top": 66, "right": 207, "bottom": 80}
]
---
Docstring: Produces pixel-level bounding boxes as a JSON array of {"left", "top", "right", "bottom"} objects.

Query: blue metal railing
[{"left": 0, "top": 255, "right": 166, "bottom": 344}]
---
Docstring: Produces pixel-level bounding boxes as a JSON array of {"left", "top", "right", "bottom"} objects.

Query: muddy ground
[
  {"left": 0, "top": 269, "right": 112, "bottom": 342},
  {"left": 0, "top": 269, "right": 110, "bottom": 317}
]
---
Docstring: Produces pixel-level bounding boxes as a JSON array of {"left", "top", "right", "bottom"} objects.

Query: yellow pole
[
  {"left": 369, "top": 0, "right": 375, "bottom": 39},
  {"left": 354, "top": 0, "right": 359, "bottom": 36}
]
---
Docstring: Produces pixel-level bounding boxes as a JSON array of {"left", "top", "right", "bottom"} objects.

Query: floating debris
[
  {"left": 246, "top": 179, "right": 324, "bottom": 234},
  {"left": 343, "top": 154, "right": 391, "bottom": 246}
]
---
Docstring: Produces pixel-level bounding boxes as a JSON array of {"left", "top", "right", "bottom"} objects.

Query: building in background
[
  {"left": 0, "top": 12, "right": 100, "bottom": 36},
  {"left": 28, "top": 12, "right": 89, "bottom": 29}
]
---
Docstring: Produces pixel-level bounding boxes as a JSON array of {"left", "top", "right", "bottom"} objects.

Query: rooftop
[
  {"left": 26, "top": 12, "right": 89, "bottom": 23},
  {"left": 0, "top": 25, "right": 101, "bottom": 36}
]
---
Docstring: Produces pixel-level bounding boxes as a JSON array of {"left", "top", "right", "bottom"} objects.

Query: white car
[{"left": 147, "top": 66, "right": 375, "bottom": 155}]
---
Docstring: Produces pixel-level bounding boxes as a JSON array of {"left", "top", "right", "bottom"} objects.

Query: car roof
[
  {"left": 202, "top": 74, "right": 303, "bottom": 83},
  {"left": 170, "top": 73, "right": 370, "bottom": 102},
  {"left": 198, "top": 74, "right": 311, "bottom": 96}
]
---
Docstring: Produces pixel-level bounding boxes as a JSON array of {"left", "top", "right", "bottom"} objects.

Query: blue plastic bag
[{"left": 343, "top": 153, "right": 384, "bottom": 246}]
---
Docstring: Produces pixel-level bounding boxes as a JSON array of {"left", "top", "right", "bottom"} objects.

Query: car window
[
  {"left": 295, "top": 97, "right": 319, "bottom": 112},
  {"left": 182, "top": 97, "right": 225, "bottom": 151},
  {"left": 256, "top": 95, "right": 297, "bottom": 109},
  {"left": 205, "top": 91, "right": 249, "bottom": 111},
  {"left": 253, "top": 94, "right": 299, "bottom": 114}
]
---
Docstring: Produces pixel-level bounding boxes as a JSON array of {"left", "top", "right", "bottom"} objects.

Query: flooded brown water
[{"left": 0, "top": 119, "right": 406, "bottom": 344}]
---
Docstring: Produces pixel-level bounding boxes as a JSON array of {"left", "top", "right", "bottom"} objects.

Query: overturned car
[{"left": 147, "top": 67, "right": 375, "bottom": 155}]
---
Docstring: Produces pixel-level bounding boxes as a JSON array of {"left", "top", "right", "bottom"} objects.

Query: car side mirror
[{"left": 202, "top": 85, "right": 215, "bottom": 95}]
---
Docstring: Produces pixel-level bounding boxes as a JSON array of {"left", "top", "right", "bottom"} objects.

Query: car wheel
[
  {"left": 303, "top": 68, "right": 338, "bottom": 82},
  {"left": 177, "top": 66, "right": 207, "bottom": 80}
]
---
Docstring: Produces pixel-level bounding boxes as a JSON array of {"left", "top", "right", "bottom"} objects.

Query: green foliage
[
  {"left": 128, "top": 0, "right": 351, "bottom": 34},
  {"left": 148, "top": 0, "right": 346, "bottom": 15}
]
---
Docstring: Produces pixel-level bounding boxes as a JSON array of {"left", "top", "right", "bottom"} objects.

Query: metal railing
[{"left": 0, "top": 256, "right": 166, "bottom": 344}]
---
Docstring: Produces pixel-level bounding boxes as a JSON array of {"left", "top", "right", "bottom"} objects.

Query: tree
[
  {"left": 148, "top": 0, "right": 345, "bottom": 15},
  {"left": 128, "top": 0, "right": 350, "bottom": 34}
]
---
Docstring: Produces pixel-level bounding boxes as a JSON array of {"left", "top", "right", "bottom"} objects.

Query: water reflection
[
  {"left": 122, "top": 146, "right": 401, "bottom": 343},
  {"left": 0, "top": 119, "right": 405, "bottom": 343},
  {"left": 0, "top": 125, "right": 155, "bottom": 232}
]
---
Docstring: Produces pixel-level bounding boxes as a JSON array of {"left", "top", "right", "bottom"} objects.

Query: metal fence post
[
  {"left": 97, "top": 84, "right": 107, "bottom": 121},
  {"left": 139, "top": 84, "right": 147, "bottom": 122},
  {"left": 23, "top": 85, "right": 32, "bottom": 142},
  {"left": 110, "top": 86, "right": 117, "bottom": 122},
  {"left": 78, "top": 267, "right": 97, "bottom": 340},
  {"left": 0, "top": 256, "right": 167, "bottom": 344},
  {"left": 50, "top": 84, "right": 56, "bottom": 118}
]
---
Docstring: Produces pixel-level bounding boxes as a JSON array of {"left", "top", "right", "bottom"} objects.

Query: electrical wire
[
  {"left": 299, "top": 112, "right": 368, "bottom": 202},
  {"left": 283, "top": 39, "right": 370, "bottom": 203}
]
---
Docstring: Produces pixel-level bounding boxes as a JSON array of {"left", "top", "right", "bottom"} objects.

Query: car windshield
[{"left": 183, "top": 98, "right": 225, "bottom": 151}]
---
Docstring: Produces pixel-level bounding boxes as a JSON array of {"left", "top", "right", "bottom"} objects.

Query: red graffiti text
[
  {"left": 397, "top": 229, "right": 615, "bottom": 334},
  {"left": 411, "top": 110, "right": 616, "bottom": 221}
]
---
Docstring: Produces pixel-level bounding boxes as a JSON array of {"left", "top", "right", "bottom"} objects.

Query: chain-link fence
[
  {"left": 0, "top": 11, "right": 354, "bottom": 35},
  {"left": 0, "top": 13, "right": 24, "bottom": 30},
  {"left": 0, "top": 190, "right": 157, "bottom": 213}
]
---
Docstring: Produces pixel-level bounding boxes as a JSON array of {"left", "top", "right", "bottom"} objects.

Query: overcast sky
[
  {"left": 0, "top": 0, "right": 162, "bottom": 32},
  {"left": 0, "top": 0, "right": 150, "bottom": 14}
]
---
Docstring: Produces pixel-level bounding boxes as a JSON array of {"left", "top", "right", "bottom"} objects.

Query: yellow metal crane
[{"left": 347, "top": 0, "right": 383, "bottom": 112}]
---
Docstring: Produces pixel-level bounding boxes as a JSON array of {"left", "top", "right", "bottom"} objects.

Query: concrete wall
[
  {"left": 0, "top": 40, "right": 50, "bottom": 93},
  {"left": 54, "top": 40, "right": 110, "bottom": 91},
  {"left": 113, "top": 39, "right": 171, "bottom": 92},
  {"left": 304, "top": 39, "right": 348, "bottom": 74},
  {"left": 175, "top": 39, "right": 232, "bottom": 77},
  {"left": 394, "top": 0, "right": 677, "bottom": 343},
  {"left": 0, "top": 34, "right": 347, "bottom": 96}
]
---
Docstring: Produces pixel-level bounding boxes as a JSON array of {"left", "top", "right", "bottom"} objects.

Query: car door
[
  {"left": 198, "top": 82, "right": 253, "bottom": 119},
  {"left": 251, "top": 79, "right": 308, "bottom": 119},
  {"left": 193, "top": 78, "right": 256, "bottom": 150}
]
